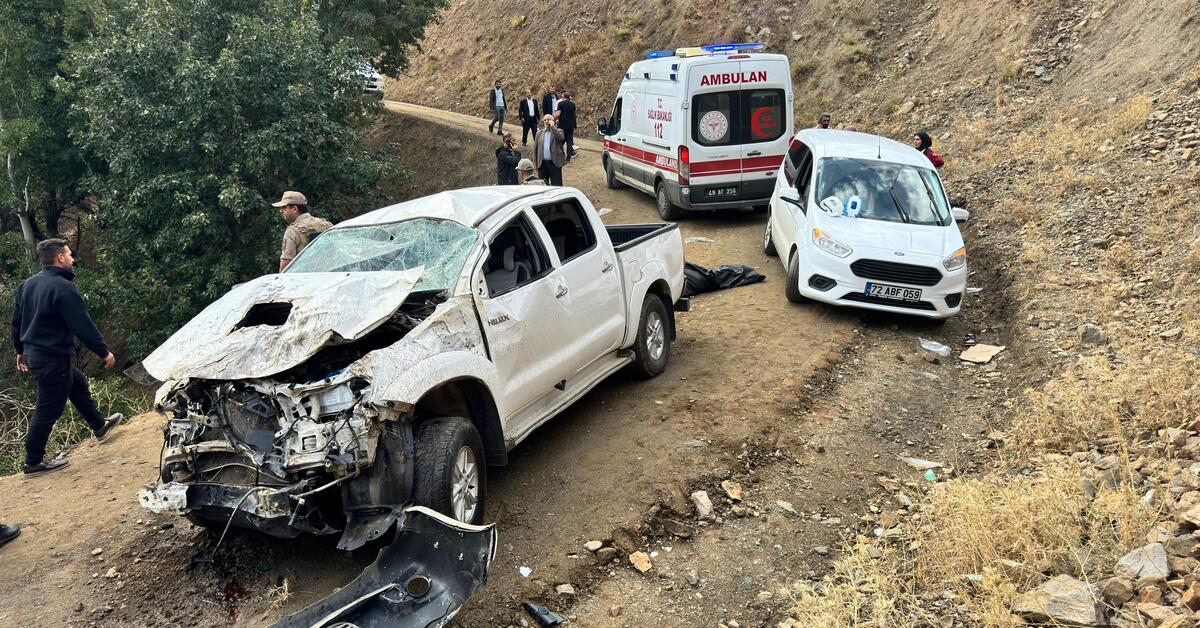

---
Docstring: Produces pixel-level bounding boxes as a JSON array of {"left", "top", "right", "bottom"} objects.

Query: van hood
[
  {"left": 812, "top": 213, "right": 959, "bottom": 256},
  {"left": 142, "top": 268, "right": 424, "bottom": 382}
]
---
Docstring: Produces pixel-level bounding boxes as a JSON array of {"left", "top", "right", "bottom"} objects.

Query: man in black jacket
[
  {"left": 517, "top": 89, "right": 540, "bottom": 145},
  {"left": 495, "top": 133, "right": 521, "bottom": 184},
  {"left": 541, "top": 86, "right": 559, "bottom": 128},
  {"left": 554, "top": 91, "right": 578, "bottom": 161},
  {"left": 11, "top": 239, "right": 124, "bottom": 477}
]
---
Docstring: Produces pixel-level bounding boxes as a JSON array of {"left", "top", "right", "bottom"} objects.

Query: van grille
[{"left": 850, "top": 259, "right": 943, "bottom": 286}]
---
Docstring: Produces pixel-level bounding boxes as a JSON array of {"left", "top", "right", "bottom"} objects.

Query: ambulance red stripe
[{"left": 604, "top": 141, "right": 783, "bottom": 178}]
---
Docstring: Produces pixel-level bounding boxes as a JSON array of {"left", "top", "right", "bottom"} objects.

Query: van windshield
[
  {"left": 285, "top": 218, "right": 478, "bottom": 291},
  {"left": 814, "top": 157, "right": 951, "bottom": 226}
]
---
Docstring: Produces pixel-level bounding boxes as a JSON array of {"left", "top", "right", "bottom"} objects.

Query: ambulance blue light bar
[
  {"left": 700, "top": 42, "right": 765, "bottom": 53},
  {"left": 645, "top": 50, "right": 675, "bottom": 59}
]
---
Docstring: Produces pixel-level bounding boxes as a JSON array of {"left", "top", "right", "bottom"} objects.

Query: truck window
[
  {"left": 608, "top": 97, "right": 622, "bottom": 134},
  {"left": 691, "top": 89, "right": 787, "bottom": 146},
  {"left": 532, "top": 199, "right": 597, "bottom": 264},
  {"left": 482, "top": 214, "right": 552, "bottom": 297},
  {"left": 692, "top": 92, "right": 735, "bottom": 146}
]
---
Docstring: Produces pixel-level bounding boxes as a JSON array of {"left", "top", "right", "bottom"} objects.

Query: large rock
[
  {"left": 1012, "top": 574, "right": 1105, "bottom": 626},
  {"left": 1115, "top": 543, "right": 1170, "bottom": 580},
  {"left": 1099, "top": 576, "right": 1135, "bottom": 606},
  {"left": 1080, "top": 323, "right": 1108, "bottom": 345}
]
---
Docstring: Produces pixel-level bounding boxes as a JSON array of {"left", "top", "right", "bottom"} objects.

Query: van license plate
[
  {"left": 865, "top": 282, "right": 922, "bottom": 302},
  {"left": 705, "top": 187, "right": 738, "bottom": 198}
]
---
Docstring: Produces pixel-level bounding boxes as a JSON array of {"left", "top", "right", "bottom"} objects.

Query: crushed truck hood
[{"left": 142, "top": 268, "right": 423, "bottom": 381}]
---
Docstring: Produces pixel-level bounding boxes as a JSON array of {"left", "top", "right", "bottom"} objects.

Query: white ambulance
[{"left": 597, "top": 43, "right": 794, "bottom": 220}]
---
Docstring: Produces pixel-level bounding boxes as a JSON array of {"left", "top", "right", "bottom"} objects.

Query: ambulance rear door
[
  {"left": 685, "top": 59, "right": 744, "bottom": 205},
  {"left": 737, "top": 57, "right": 792, "bottom": 203}
]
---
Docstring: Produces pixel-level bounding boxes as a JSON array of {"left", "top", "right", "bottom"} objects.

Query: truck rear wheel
[
  {"left": 413, "top": 417, "right": 487, "bottom": 525},
  {"left": 605, "top": 157, "right": 625, "bottom": 189},
  {"left": 655, "top": 182, "right": 683, "bottom": 221},
  {"left": 629, "top": 294, "right": 671, "bottom": 378}
]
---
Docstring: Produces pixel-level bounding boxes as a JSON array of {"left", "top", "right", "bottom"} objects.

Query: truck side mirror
[
  {"left": 951, "top": 207, "right": 969, "bottom": 223},
  {"left": 596, "top": 118, "right": 609, "bottom": 135}
]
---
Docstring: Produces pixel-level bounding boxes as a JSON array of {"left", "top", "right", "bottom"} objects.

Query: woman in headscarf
[{"left": 912, "top": 131, "right": 944, "bottom": 168}]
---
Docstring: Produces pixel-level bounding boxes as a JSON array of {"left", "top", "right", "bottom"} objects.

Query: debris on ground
[
  {"left": 690, "top": 490, "right": 714, "bottom": 519},
  {"left": 521, "top": 601, "right": 565, "bottom": 627},
  {"left": 959, "top": 343, "right": 1006, "bottom": 364},
  {"left": 682, "top": 262, "right": 765, "bottom": 297},
  {"left": 684, "top": 236, "right": 715, "bottom": 244},
  {"left": 899, "top": 456, "right": 944, "bottom": 470},
  {"left": 919, "top": 338, "right": 952, "bottom": 357},
  {"left": 629, "top": 551, "right": 652, "bottom": 573},
  {"left": 721, "top": 480, "right": 743, "bottom": 501}
]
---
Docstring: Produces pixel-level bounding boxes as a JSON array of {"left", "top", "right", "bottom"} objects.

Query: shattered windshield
[
  {"left": 285, "top": 218, "right": 478, "bottom": 291},
  {"left": 814, "top": 157, "right": 951, "bottom": 226}
]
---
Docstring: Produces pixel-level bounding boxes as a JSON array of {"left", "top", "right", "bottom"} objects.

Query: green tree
[
  {"left": 0, "top": 0, "right": 93, "bottom": 263},
  {"left": 315, "top": 0, "right": 447, "bottom": 76},
  {"left": 68, "top": 0, "right": 390, "bottom": 357}
]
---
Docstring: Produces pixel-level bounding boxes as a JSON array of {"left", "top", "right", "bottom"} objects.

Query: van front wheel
[
  {"left": 605, "top": 158, "right": 625, "bottom": 189},
  {"left": 656, "top": 182, "right": 683, "bottom": 221}
]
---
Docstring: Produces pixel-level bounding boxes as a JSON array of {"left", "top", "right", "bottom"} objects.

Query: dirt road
[{"left": 0, "top": 103, "right": 995, "bottom": 627}]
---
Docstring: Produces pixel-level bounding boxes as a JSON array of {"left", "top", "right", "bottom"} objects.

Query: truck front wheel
[
  {"left": 413, "top": 417, "right": 487, "bottom": 525},
  {"left": 629, "top": 295, "right": 671, "bottom": 378}
]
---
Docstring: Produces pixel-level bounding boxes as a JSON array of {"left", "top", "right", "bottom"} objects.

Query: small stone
[
  {"left": 661, "top": 518, "right": 694, "bottom": 538},
  {"left": 690, "top": 491, "right": 714, "bottom": 519},
  {"left": 1167, "top": 534, "right": 1199, "bottom": 558},
  {"left": 686, "top": 570, "right": 699, "bottom": 586},
  {"left": 1115, "top": 543, "right": 1170, "bottom": 580},
  {"left": 1138, "top": 584, "right": 1164, "bottom": 604},
  {"left": 1151, "top": 138, "right": 1170, "bottom": 150},
  {"left": 1161, "top": 328, "right": 1183, "bottom": 339},
  {"left": 1136, "top": 602, "right": 1178, "bottom": 624},
  {"left": 895, "top": 100, "right": 916, "bottom": 116},
  {"left": 90, "top": 548, "right": 103, "bottom": 556},
  {"left": 721, "top": 480, "right": 743, "bottom": 502},
  {"left": 813, "top": 546, "right": 830, "bottom": 556},
  {"left": 74, "top": 602, "right": 84, "bottom": 613},
  {"left": 104, "top": 567, "right": 118, "bottom": 579},
  {"left": 609, "top": 606, "right": 623, "bottom": 617},
  {"left": 1012, "top": 575, "right": 1105, "bottom": 626},
  {"left": 583, "top": 540, "right": 603, "bottom": 552},
  {"left": 1034, "top": 65, "right": 1046, "bottom": 77},
  {"left": 866, "top": 546, "right": 883, "bottom": 560},
  {"left": 776, "top": 500, "right": 798, "bottom": 515},
  {"left": 629, "top": 551, "right": 652, "bottom": 573},
  {"left": 1099, "top": 577, "right": 1134, "bottom": 606},
  {"left": 595, "top": 547, "right": 618, "bottom": 565},
  {"left": 1079, "top": 323, "right": 1107, "bottom": 345},
  {"left": 555, "top": 583, "right": 576, "bottom": 596}
]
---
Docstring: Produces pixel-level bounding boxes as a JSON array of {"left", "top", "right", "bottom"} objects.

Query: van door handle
[
  {"left": 601, "top": 261, "right": 615, "bottom": 273},
  {"left": 556, "top": 285, "right": 569, "bottom": 298},
  {"left": 747, "top": 151, "right": 762, "bottom": 156}
]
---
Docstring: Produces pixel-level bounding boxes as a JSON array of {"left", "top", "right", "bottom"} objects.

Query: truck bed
[{"left": 606, "top": 223, "right": 679, "bottom": 252}]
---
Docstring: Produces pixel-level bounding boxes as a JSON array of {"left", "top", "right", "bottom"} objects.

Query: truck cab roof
[{"left": 337, "top": 186, "right": 578, "bottom": 229}]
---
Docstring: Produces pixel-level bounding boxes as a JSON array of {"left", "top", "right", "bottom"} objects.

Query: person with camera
[{"left": 495, "top": 132, "right": 522, "bottom": 185}]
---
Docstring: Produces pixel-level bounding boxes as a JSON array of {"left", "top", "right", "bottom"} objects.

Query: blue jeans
[{"left": 23, "top": 351, "right": 105, "bottom": 465}]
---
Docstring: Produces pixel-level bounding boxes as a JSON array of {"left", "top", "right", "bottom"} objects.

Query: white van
[{"left": 597, "top": 43, "right": 794, "bottom": 220}]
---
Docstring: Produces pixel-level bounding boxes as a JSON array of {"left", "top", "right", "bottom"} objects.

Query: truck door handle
[
  {"left": 601, "top": 261, "right": 615, "bottom": 273},
  {"left": 555, "top": 285, "right": 569, "bottom": 298},
  {"left": 747, "top": 151, "right": 762, "bottom": 157}
]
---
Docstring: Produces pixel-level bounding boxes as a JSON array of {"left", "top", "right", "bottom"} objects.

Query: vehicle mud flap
[{"left": 272, "top": 506, "right": 497, "bottom": 628}]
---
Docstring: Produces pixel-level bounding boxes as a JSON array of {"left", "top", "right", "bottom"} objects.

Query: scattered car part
[{"left": 521, "top": 602, "right": 565, "bottom": 627}]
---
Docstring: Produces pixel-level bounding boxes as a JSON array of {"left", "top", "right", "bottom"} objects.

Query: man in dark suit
[
  {"left": 533, "top": 115, "right": 566, "bottom": 186},
  {"left": 541, "top": 86, "right": 559, "bottom": 127},
  {"left": 518, "top": 89, "right": 540, "bottom": 146},
  {"left": 487, "top": 79, "right": 506, "bottom": 135},
  {"left": 554, "top": 90, "right": 578, "bottom": 162}
]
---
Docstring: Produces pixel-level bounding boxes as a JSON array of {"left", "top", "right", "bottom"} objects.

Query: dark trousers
[
  {"left": 521, "top": 118, "right": 537, "bottom": 144},
  {"left": 24, "top": 351, "right": 104, "bottom": 466},
  {"left": 538, "top": 161, "right": 563, "bottom": 186},
  {"left": 563, "top": 127, "right": 576, "bottom": 159},
  {"left": 489, "top": 107, "right": 505, "bottom": 134}
]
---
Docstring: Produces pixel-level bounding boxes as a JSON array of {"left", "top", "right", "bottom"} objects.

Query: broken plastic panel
[{"left": 272, "top": 506, "right": 496, "bottom": 628}]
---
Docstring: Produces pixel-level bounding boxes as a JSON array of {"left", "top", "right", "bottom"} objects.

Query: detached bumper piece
[
  {"left": 139, "top": 482, "right": 339, "bottom": 538},
  {"left": 273, "top": 506, "right": 497, "bottom": 628}
]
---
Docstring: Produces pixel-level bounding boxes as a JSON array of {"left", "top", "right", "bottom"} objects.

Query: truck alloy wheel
[
  {"left": 413, "top": 417, "right": 487, "bottom": 525},
  {"left": 629, "top": 295, "right": 671, "bottom": 377}
]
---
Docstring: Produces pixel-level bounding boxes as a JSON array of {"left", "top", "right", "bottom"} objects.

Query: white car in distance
[{"left": 763, "top": 129, "right": 968, "bottom": 319}]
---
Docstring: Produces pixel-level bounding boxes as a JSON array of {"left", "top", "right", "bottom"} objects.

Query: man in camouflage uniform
[{"left": 272, "top": 191, "right": 333, "bottom": 272}]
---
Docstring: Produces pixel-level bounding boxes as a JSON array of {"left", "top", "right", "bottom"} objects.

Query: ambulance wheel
[
  {"left": 763, "top": 219, "right": 777, "bottom": 257},
  {"left": 786, "top": 251, "right": 808, "bottom": 304},
  {"left": 655, "top": 182, "right": 683, "bottom": 221},
  {"left": 605, "top": 157, "right": 624, "bottom": 189}
]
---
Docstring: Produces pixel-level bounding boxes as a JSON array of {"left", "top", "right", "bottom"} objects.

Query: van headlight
[
  {"left": 943, "top": 247, "right": 967, "bottom": 271},
  {"left": 812, "top": 229, "right": 852, "bottom": 258}
]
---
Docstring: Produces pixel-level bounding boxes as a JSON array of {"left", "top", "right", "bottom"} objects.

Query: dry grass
[{"left": 788, "top": 544, "right": 928, "bottom": 626}]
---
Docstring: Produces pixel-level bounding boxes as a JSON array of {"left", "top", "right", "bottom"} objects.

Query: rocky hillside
[{"left": 386, "top": 0, "right": 1200, "bottom": 624}]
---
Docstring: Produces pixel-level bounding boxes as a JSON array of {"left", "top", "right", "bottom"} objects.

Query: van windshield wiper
[{"left": 887, "top": 185, "right": 911, "bottom": 224}]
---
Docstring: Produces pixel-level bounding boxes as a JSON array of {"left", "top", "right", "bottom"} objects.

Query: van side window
[
  {"left": 608, "top": 98, "right": 622, "bottom": 135},
  {"left": 482, "top": 214, "right": 552, "bottom": 297},
  {"left": 692, "top": 92, "right": 735, "bottom": 146},
  {"left": 531, "top": 199, "right": 597, "bottom": 264}
]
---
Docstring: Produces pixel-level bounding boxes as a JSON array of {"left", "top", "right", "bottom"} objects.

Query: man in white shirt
[
  {"left": 518, "top": 89, "right": 540, "bottom": 145},
  {"left": 487, "top": 80, "right": 506, "bottom": 135}
]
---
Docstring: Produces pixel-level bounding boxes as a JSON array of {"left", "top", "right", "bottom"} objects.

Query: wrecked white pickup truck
[{"left": 138, "top": 185, "right": 685, "bottom": 550}]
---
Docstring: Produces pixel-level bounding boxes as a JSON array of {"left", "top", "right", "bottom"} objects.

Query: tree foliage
[
  {"left": 315, "top": 0, "right": 448, "bottom": 76},
  {"left": 68, "top": 0, "right": 391, "bottom": 356}
]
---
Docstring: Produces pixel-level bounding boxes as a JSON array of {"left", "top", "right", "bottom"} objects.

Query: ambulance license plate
[
  {"left": 865, "top": 282, "right": 922, "bottom": 302},
  {"left": 705, "top": 187, "right": 738, "bottom": 198}
]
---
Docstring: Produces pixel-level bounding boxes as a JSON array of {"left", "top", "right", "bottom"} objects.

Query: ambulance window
[
  {"left": 742, "top": 89, "right": 785, "bottom": 143},
  {"left": 608, "top": 98, "right": 622, "bottom": 134},
  {"left": 692, "top": 92, "right": 735, "bottom": 146}
]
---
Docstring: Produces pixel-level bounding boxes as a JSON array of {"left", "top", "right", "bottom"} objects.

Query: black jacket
[
  {"left": 495, "top": 146, "right": 521, "bottom": 185},
  {"left": 11, "top": 266, "right": 109, "bottom": 358},
  {"left": 541, "top": 93, "right": 558, "bottom": 121},
  {"left": 518, "top": 97, "right": 540, "bottom": 122},
  {"left": 556, "top": 99, "right": 577, "bottom": 130}
]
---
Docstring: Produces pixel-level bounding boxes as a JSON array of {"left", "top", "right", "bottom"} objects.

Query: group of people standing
[{"left": 489, "top": 81, "right": 577, "bottom": 187}]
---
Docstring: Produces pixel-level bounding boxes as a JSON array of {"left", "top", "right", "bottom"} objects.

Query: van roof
[
  {"left": 625, "top": 52, "right": 789, "bottom": 82},
  {"left": 795, "top": 129, "right": 933, "bottom": 169},
  {"left": 338, "top": 186, "right": 576, "bottom": 228}
]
